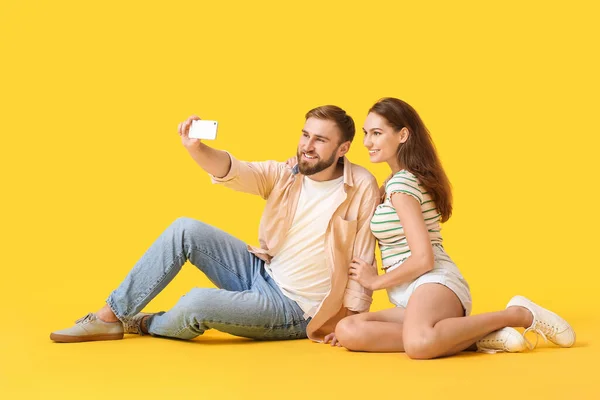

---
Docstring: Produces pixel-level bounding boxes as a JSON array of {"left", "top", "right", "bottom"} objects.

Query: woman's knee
[
  {"left": 403, "top": 328, "right": 439, "bottom": 360},
  {"left": 335, "top": 316, "right": 367, "bottom": 351}
]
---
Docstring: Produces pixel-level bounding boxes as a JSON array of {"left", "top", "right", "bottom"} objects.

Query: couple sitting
[{"left": 51, "top": 98, "right": 575, "bottom": 359}]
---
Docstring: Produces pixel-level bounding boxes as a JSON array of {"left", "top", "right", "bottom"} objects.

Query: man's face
[{"left": 297, "top": 118, "right": 345, "bottom": 176}]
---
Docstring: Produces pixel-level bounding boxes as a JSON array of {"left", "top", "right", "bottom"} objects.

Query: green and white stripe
[{"left": 371, "top": 170, "right": 443, "bottom": 266}]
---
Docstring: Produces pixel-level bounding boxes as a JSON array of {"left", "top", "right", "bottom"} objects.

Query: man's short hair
[{"left": 305, "top": 105, "right": 355, "bottom": 144}]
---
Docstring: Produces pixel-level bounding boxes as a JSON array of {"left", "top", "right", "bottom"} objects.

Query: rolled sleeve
[
  {"left": 343, "top": 287, "right": 373, "bottom": 313},
  {"left": 209, "top": 152, "right": 284, "bottom": 199}
]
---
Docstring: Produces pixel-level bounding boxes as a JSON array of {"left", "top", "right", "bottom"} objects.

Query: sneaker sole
[
  {"left": 507, "top": 295, "right": 575, "bottom": 347},
  {"left": 50, "top": 332, "right": 124, "bottom": 343}
]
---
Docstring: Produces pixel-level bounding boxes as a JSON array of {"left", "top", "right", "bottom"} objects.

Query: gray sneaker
[
  {"left": 122, "top": 313, "right": 154, "bottom": 335},
  {"left": 50, "top": 313, "right": 124, "bottom": 343}
]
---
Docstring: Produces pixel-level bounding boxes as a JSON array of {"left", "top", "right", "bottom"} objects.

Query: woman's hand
[
  {"left": 285, "top": 155, "right": 298, "bottom": 169},
  {"left": 349, "top": 257, "right": 380, "bottom": 291}
]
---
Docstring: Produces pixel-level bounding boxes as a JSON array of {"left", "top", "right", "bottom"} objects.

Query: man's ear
[
  {"left": 399, "top": 128, "right": 410, "bottom": 144},
  {"left": 337, "top": 141, "right": 351, "bottom": 157}
]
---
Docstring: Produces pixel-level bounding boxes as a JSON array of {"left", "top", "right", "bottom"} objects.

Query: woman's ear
[{"left": 399, "top": 127, "right": 410, "bottom": 144}]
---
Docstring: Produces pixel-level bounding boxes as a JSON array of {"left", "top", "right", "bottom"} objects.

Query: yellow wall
[{"left": 1, "top": 1, "right": 598, "bottom": 398}]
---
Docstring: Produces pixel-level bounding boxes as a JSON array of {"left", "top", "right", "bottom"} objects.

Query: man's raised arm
[
  {"left": 178, "top": 115, "right": 283, "bottom": 199},
  {"left": 178, "top": 115, "right": 231, "bottom": 178}
]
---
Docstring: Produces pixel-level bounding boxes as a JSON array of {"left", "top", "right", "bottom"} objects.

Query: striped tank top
[{"left": 370, "top": 170, "right": 443, "bottom": 267}]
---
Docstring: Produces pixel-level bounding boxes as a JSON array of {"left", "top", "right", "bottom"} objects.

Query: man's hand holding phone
[{"left": 178, "top": 115, "right": 218, "bottom": 150}]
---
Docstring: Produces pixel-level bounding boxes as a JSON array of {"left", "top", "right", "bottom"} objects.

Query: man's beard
[{"left": 296, "top": 148, "right": 339, "bottom": 176}]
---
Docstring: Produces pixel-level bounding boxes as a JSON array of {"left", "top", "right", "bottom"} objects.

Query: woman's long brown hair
[{"left": 369, "top": 98, "right": 453, "bottom": 222}]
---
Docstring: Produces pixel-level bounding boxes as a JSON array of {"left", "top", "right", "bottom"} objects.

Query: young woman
[{"left": 327, "top": 97, "right": 575, "bottom": 359}]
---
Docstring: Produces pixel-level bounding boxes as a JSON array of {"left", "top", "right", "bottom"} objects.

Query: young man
[{"left": 50, "top": 105, "right": 380, "bottom": 343}]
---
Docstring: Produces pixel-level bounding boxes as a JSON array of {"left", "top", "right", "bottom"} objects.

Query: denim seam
[
  {"left": 105, "top": 296, "right": 124, "bottom": 321},
  {"left": 189, "top": 245, "right": 252, "bottom": 288},
  {"left": 124, "top": 251, "right": 187, "bottom": 316},
  {"left": 171, "top": 316, "right": 307, "bottom": 338},
  {"left": 124, "top": 242, "right": 251, "bottom": 316}
]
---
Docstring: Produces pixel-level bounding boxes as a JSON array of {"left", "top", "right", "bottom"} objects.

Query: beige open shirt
[{"left": 210, "top": 153, "right": 380, "bottom": 342}]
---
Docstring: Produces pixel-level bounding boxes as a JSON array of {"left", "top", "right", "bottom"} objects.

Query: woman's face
[{"left": 362, "top": 112, "right": 407, "bottom": 165}]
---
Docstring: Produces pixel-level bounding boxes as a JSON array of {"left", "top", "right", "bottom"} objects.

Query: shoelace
[
  {"left": 522, "top": 318, "right": 556, "bottom": 350},
  {"left": 122, "top": 315, "right": 146, "bottom": 335},
  {"left": 75, "top": 313, "right": 96, "bottom": 325}
]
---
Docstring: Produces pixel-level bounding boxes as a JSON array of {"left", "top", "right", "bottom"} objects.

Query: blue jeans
[{"left": 106, "top": 217, "right": 309, "bottom": 340}]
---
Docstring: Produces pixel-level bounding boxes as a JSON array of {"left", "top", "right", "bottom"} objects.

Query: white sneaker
[
  {"left": 507, "top": 295, "right": 575, "bottom": 349},
  {"left": 476, "top": 327, "right": 528, "bottom": 354}
]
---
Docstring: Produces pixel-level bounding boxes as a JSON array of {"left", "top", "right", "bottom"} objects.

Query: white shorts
[{"left": 385, "top": 244, "right": 472, "bottom": 316}]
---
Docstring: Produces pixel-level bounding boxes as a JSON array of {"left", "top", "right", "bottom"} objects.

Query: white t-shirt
[{"left": 266, "top": 175, "right": 345, "bottom": 317}]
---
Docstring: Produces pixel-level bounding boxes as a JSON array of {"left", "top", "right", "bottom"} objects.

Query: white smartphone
[{"left": 189, "top": 120, "right": 218, "bottom": 140}]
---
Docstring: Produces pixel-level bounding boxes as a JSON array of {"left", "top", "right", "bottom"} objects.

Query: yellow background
[{"left": 1, "top": 1, "right": 599, "bottom": 399}]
